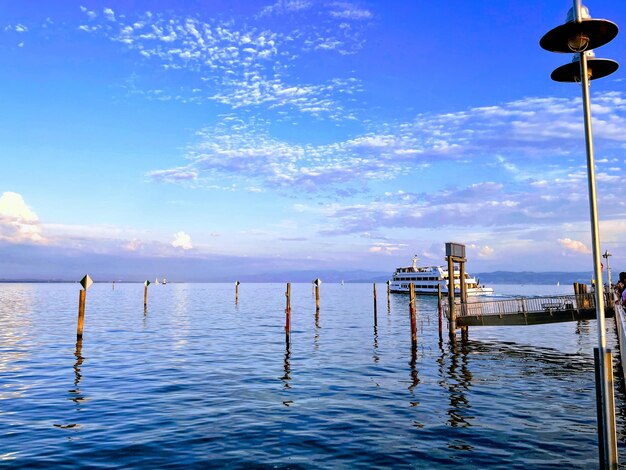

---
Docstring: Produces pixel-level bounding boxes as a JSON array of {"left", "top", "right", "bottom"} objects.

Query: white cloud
[
  {"left": 558, "top": 238, "right": 591, "bottom": 255},
  {"left": 103, "top": 8, "right": 116, "bottom": 22},
  {"left": 5, "top": 24, "right": 29, "bottom": 33},
  {"left": 0, "top": 192, "right": 46, "bottom": 244},
  {"left": 478, "top": 246, "right": 494, "bottom": 258},
  {"left": 125, "top": 238, "right": 142, "bottom": 251},
  {"left": 172, "top": 231, "right": 193, "bottom": 250},
  {"left": 369, "top": 242, "right": 406, "bottom": 254}
]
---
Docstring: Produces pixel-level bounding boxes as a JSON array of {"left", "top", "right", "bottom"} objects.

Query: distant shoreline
[{"left": 0, "top": 270, "right": 599, "bottom": 286}]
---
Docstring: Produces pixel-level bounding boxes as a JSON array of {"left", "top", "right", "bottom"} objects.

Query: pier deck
[{"left": 442, "top": 294, "right": 615, "bottom": 327}]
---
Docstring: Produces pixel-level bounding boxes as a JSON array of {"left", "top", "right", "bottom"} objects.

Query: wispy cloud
[
  {"left": 259, "top": 0, "right": 314, "bottom": 16},
  {"left": 328, "top": 2, "right": 373, "bottom": 20},
  {"left": 4, "top": 24, "right": 28, "bottom": 33},
  {"left": 313, "top": 172, "right": 625, "bottom": 237},
  {"left": 78, "top": 5, "right": 367, "bottom": 117},
  {"left": 148, "top": 91, "right": 626, "bottom": 194},
  {"left": 368, "top": 242, "right": 406, "bottom": 254}
]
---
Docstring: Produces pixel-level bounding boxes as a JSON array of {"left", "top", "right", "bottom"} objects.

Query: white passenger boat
[{"left": 390, "top": 255, "right": 493, "bottom": 296}]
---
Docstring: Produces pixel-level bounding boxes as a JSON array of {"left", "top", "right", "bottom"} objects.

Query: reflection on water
[
  {"left": 408, "top": 347, "right": 420, "bottom": 393},
  {"left": 0, "top": 282, "right": 624, "bottom": 468},
  {"left": 0, "top": 284, "right": 36, "bottom": 400},
  {"left": 281, "top": 344, "right": 291, "bottom": 391},
  {"left": 70, "top": 338, "right": 85, "bottom": 405},
  {"left": 372, "top": 326, "right": 380, "bottom": 363},
  {"left": 445, "top": 340, "right": 473, "bottom": 429},
  {"left": 314, "top": 308, "right": 320, "bottom": 351}
]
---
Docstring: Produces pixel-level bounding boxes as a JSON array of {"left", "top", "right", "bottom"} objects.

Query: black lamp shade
[
  {"left": 551, "top": 57, "right": 619, "bottom": 82},
  {"left": 540, "top": 19, "right": 618, "bottom": 53}
]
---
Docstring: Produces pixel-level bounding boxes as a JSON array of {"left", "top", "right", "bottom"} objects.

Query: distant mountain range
[
  {"left": 232, "top": 270, "right": 599, "bottom": 285},
  {"left": 0, "top": 270, "right": 600, "bottom": 285},
  {"left": 473, "top": 271, "right": 597, "bottom": 285}
]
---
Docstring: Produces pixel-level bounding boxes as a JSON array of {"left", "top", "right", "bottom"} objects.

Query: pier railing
[{"left": 442, "top": 294, "right": 596, "bottom": 319}]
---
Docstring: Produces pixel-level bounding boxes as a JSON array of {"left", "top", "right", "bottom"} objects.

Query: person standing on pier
[{"left": 615, "top": 272, "right": 626, "bottom": 305}]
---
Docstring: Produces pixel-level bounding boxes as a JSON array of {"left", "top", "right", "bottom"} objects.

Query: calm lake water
[{"left": 1, "top": 282, "right": 624, "bottom": 468}]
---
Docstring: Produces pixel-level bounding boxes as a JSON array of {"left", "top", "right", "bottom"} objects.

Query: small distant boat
[
  {"left": 389, "top": 255, "right": 493, "bottom": 296},
  {"left": 557, "top": 281, "right": 560, "bottom": 286},
  {"left": 341, "top": 280, "right": 344, "bottom": 286},
  {"left": 155, "top": 277, "right": 160, "bottom": 285}
]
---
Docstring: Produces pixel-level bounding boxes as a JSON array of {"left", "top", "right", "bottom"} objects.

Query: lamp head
[
  {"left": 550, "top": 50, "right": 619, "bottom": 82},
  {"left": 540, "top": 5, "right": 618, "bottom": 53}
]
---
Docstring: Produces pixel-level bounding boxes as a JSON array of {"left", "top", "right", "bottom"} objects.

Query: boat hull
[{"left": 389, "top": 286, "right": 494, "bottom": 296}]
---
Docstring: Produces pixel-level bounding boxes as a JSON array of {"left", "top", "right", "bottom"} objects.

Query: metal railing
[{"left": 441, "top": 294, "right": 597, "bottom": 318}]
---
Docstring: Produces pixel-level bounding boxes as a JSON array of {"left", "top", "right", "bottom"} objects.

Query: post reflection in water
[
  {"left": 408, "top": 346, "right": 419, "bottom": 393},
  {"left": 446, "top": 339, "right": 474, "bottom": 429},
  {"left": 575, "top": 320, "right": 591, "bottom": 355},
  {"left": 70, "top": 338, "right": 85, "bottom": 406},
  {"left": 281, "top": 344, "right": 293, "bottom": 407},
  {"left": 282, "top": 344, "right": 291, "bottom": 390},
  {"left": 314, "top": 310, "right": 320, "bottom": 351},
  {"left": 54, "top": 339, "right": 86, "bottom": 431},
  {"left": 372, "top": 326, "right": 379, "bottom": 363}
]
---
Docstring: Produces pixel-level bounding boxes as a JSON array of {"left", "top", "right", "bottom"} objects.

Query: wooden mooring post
[
  {"left": 235, "top": 281, "right": 240, "bottom": 304},
  {"left": 447, "top": 253, "right": 456, "bottom": 340},
  {"left": 437, "top": 283, "right": 443, "bottom": 340},
  {"left": 373, "top": 283, "right": 378, "bottom": 326},
  {"left": 409, "top": 282, "right": 417, "bottom": 348},
  {"left": 77, "top": 290, "right": 86, "bottom": 338},
  {"left": 77, "top": 275, "right": 93, "bottom": 339},
  {"left": 144, "top": 280, "right": 150, "bottom": 308},
  {"left": 446, "top": 242, "right": 467, "bottom": 341},
  {"left": 573, "top": 282, "right": 591, "bottom": 309},
  {"left": 314, "top": 278, "right": 321, "bottom": 312},
  {"left": 285, "top": 282, "right": 291, "bottom": 345},
  {"left": 386, "top": 280, "right": 391, "bottom": 312},
  {"left": 459, "top": 261, "right": 469, "bottom": 341}
]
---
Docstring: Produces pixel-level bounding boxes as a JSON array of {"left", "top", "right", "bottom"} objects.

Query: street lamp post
[
  {"left": 603, "top": 250, "right": 613, "bottom": 292},
  {"left": 540, "top": 2, "right": 619, "bottom": 468}
]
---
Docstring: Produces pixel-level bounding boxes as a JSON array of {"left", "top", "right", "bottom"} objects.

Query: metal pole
[
  {"left": 447, "top": 255, "right": 456, "bottom": 340},
  {"left": 604, "top": 251, "right": 612, "bottom": 291},
  {"left": 459, "top": 260, "right": 467, "bottom": 314},
  {"left": 580, "top": 51, "right": 617, "bottom": 468},
  {"left": 574, "top": 0, "right": 582, "bottom": 22}
]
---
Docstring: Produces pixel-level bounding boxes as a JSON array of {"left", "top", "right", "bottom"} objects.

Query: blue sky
[{"left": 1, "top": 1, "right": 625, "bottom": 281}]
